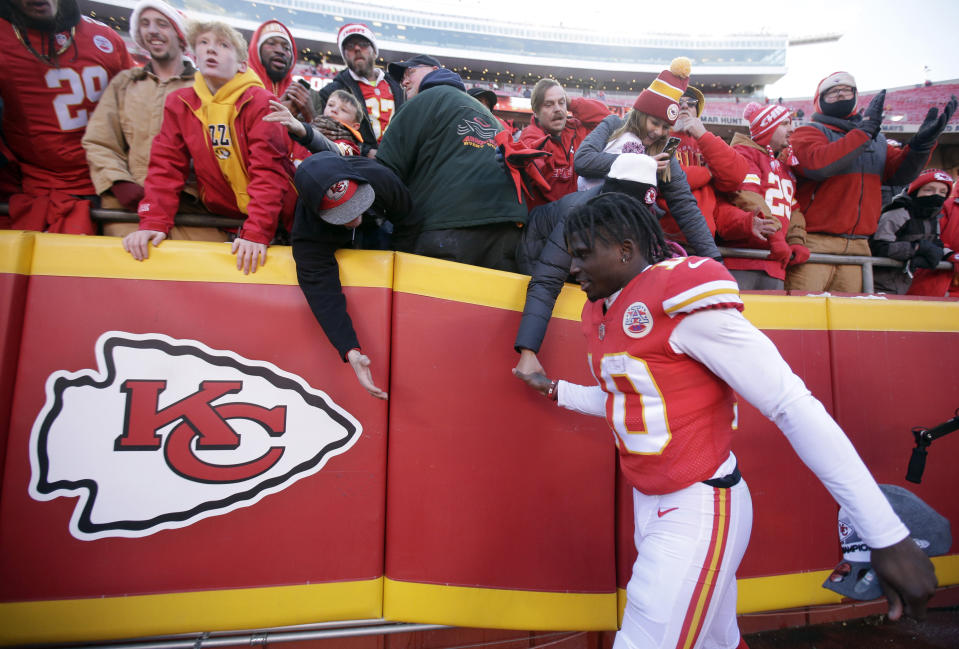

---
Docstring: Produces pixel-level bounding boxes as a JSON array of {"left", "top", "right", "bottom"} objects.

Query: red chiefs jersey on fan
[
  {"left": 356, "top": 79, "right": 395, "bottom": 141},
  {"left": 0, "top": 15, "right": 132, "bottom": 194},
  {"left": 581, "top": 257, "right": 744, "bottom": 495}
]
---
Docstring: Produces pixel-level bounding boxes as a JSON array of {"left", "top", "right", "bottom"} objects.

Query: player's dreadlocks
[
  {"left": 564, "top": 192, "right": 671, "bottom": 265},
  {"left": 0, "top": 0, "right": 81, "bottom": 66}
]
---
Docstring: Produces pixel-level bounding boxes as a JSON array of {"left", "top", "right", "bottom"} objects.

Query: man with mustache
[{"left": 518, "top": 78, "right": 609, "bottom": 209}]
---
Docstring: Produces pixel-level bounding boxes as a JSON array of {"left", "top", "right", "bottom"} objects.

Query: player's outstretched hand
[
  {"left": 871, "top": 536, "right": 937, "bottom": 621},
  {"left": 511, "top": 367, "right": 553, "bottom": 397},
  {"left": 231, "top": 238, "right": 267, "bottom": 275},
  {"left": 347, "top": 349, "right": 388, "bottom": 400},
  {"left": 122, "top": 229, "right": 166, "bottom": 261}
]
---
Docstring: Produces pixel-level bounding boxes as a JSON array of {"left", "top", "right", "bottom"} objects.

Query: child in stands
[{"left": 265, "top": 88, "right": 363, "bottom": 156}]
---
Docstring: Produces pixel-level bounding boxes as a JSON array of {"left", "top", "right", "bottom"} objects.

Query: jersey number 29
[{"left": 45, "top": 65, "right": 109, "bottom": 131}]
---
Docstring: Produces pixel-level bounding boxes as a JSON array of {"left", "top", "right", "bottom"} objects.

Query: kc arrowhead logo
[{"left": 29, "top": 332, "right": 361, "bottom": 540}]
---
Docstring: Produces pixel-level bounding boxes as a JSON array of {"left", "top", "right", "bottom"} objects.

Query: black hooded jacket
[{"left": 292, "top": 152, "right": 420, "bottom": 359}]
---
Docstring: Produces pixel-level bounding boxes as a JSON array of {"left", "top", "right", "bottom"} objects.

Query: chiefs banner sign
[
  {"left": 1, "top": 233, "right": 957, "bottom": 646},
  {"left": 30, "top": 332, "right": 361, "bottom": 540}
]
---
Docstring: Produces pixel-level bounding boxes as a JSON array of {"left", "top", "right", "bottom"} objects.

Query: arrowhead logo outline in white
[{"left": 29, "top": 331, "right": 362, "bottom": 541}]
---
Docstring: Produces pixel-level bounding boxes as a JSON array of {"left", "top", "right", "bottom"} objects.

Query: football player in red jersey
[
  {"left": 514, "top": 192, "right": 937, "bottom": 649},
  {"left": 0, "top": 0, "right": 132, "bottom": 233}
]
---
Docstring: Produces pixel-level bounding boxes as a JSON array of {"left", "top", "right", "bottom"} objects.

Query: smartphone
[
  {"left": 297, "top": 78, "right": 312, "bottom": 90},
  {"left": 662, "top": 136, "right": 682, "bottom": 156}
]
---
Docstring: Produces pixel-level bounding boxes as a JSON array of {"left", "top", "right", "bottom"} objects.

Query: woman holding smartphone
[{"left": 514, "top": 58, "right": 721, "bottom": 377}]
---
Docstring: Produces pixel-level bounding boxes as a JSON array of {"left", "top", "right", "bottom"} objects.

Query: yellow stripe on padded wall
[
  {"left": 24, "top": 232, "right": 393, "bottom": 288},
  {"left": 827, "top": 296, "right": 959, "bottom": 332},
  {"left": 619, "top": 554, "right": 958, "bottom": 619},
  {"left": 0, "top": 578, "right": 383, "bottom": 646},
  {"left": 0, "top": 230, "right": 35, "bottom": 275},
  {"left": 384, "top": 578, "right": 616, "bottom": 631},
  {"left": 740, "top": 294, "right": 829, "bottom": 330}
]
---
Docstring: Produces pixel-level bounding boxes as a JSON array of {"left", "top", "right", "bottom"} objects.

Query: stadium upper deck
[{"left": 84, "top": 0, "right": 787, "bottom": 91}]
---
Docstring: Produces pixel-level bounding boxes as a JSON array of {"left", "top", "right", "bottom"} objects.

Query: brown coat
[{"left": 82, "top": 62, "right": 196, "bottom": 196}]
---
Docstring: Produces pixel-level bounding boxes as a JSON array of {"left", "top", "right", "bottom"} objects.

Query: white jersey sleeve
[
  {"left": 557, "top": 380, "right": 606, "bottom": 417},
  {"left": 669, "top": 307, "right": 909, "bottom": 549}
]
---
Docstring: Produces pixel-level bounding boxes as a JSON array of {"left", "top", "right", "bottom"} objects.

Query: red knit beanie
[
  {"left": 907, "top": 169, "right": 954, "bottom": 196},
  {"left": 633, "top": 57, "right": 691, "bottom": 125},
  {"left": 743, "top": 102, "right": 791, "bottom": 146}
]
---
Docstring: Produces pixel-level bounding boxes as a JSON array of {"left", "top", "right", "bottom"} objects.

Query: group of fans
[
  {"left": 1, "top": 0, "right": 958, "bottom": 392},
  {"left": 0, "top": 4, "right": 949, "bottom": 649}
]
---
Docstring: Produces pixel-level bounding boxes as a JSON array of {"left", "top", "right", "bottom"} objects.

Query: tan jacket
[{"left": 82, "top": 62, "right": 196, "bottom": 195}]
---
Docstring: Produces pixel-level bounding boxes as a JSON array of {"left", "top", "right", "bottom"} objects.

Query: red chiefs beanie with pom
[
  {"left": 743, "top": 102, "right": 791, "bottom": 146},
  {"left": 633, "top": 57, "right": 692, "bottom": 125}
]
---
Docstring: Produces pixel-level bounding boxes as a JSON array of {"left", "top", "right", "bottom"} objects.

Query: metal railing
[
  {"left": 51, "top": 620, "right": 452, "bottom": 649},
  {"left": 715, "top": 246, "right": 953, "bottom": 294}
]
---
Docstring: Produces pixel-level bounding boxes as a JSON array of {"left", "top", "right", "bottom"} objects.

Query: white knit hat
[
  {"left": 337, "top": 23, "right": 378, "bottom": 60},
  {"left": 129, "top": 0, "right": 188, "bottom": 51}
]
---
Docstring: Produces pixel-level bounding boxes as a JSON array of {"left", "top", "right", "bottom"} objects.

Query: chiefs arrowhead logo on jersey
[{"left": 29, "top": 332, "right": 361, "bottom": 541}]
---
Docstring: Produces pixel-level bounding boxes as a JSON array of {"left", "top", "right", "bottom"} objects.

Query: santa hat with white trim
[{"left": 129, "top": 0, "right": 188, "bottom": 51}]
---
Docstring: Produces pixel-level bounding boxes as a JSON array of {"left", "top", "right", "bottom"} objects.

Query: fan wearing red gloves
[{"left": 717, "top": 102, "right": 810, "bottom": 290}]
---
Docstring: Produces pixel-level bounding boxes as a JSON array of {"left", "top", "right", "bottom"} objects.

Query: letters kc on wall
[{"left": 28, "top": 332, "right": 362, "bottom": 541}]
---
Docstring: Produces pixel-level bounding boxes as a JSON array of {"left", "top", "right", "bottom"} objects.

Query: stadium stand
[{"left": 83, "top": 0, "right": 786, "bottom": 90}]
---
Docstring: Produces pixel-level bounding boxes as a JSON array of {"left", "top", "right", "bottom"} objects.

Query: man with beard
[
  {"left": 318, "top": 23, "right": 403, "bottom": 159},
  {"left": 248, "top": 19, "right": 320, "bottom": 123},
  {"left": 789, "top": 71, "right": 956, "bottom": 293},
  {"left": 82, "top": 0, "right": 200, "bottom": 237},
  {"left": 0, "top": 0, "right": 131, "bottom": 233}
]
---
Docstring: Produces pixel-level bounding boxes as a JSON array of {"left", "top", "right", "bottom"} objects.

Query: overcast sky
[{"left": 411, "top": 0, "right": 959, "bottom": 98}]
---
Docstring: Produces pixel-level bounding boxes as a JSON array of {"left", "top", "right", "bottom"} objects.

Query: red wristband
[{"left": 546, "top": 379, "right": 559, "bottom": 402}]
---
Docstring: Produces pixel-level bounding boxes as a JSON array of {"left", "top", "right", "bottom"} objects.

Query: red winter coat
[
  {"left": 519, "top": 117, "right": 589, "bottom": 209},
  {"left": 792, "top": 119, "right": 931, "bottom": 237},
  {"left": 715, "top": 133, "right": 796, "bottom": 280},
  {"left": 908, "top": 190, "right": 959, "bottom": 297},
  {"left": 568, "top": 97, "right": 611, "bottom": 131},
  {"left": 658, "top": 131, "right": 748, "bottom": 242},
  {"left": 247, "top": 20, "right": 313, "bottom": 165},
  {"left": 138, "top": 84, "right": 296, "bottom": 244},
  {"left": 248, "top": 20, "right": 297, "bottom": 100}
]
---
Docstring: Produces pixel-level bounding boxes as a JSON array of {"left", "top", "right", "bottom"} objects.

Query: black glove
[
  {"left": 859, "top": 90, "right": 885, "bottom": 139},
  {"left": 910, "top": 95, "right": 958, "bottom": 150},
  {"left": 912, "top": 240, "right": 945, "bottom": 269}
]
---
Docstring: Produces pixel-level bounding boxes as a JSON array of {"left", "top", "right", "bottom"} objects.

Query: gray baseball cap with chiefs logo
[
  {"left": 822, "top": 484, "right": 951, "bottom": 601},
  {"left": 319, "top": 179, "right": 374, "bottom": 225}
]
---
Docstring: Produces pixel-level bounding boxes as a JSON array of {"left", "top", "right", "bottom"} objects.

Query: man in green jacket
[{"left": 376, "top": 54, "right": 528, "bottom": 272}]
